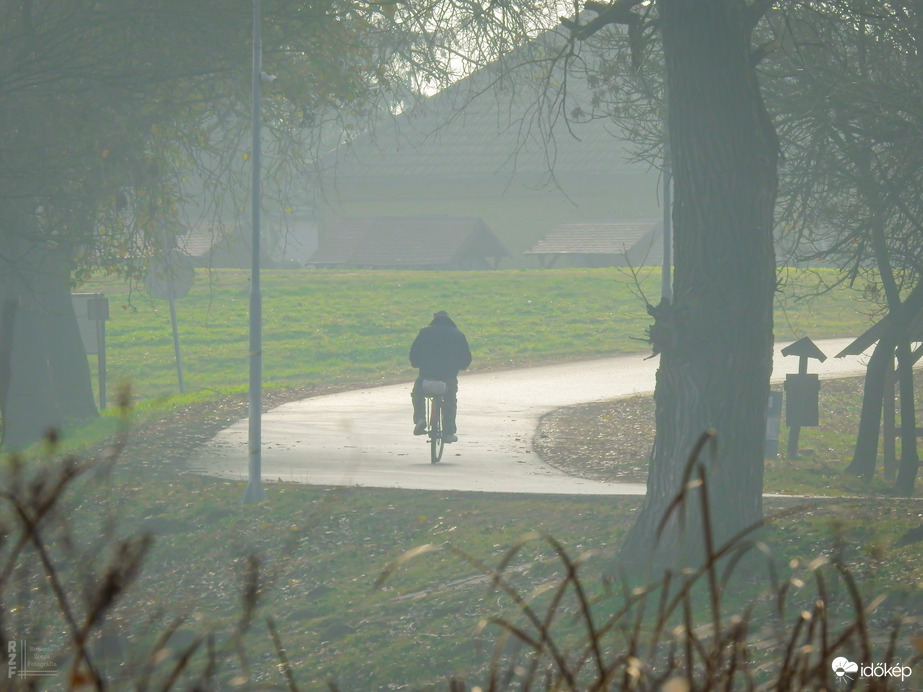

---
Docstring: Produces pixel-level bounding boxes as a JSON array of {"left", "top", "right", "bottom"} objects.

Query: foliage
[
  {"left": 0, "top": 0, "right": 566, "bottom": 277},
  {"left": 0, "top": 0, "right": 407, "bottom": 274},
  {"left": 769, "top": 0, "right": 923, "bottom": 291}
]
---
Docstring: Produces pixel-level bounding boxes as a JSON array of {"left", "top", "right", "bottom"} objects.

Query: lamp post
[
  {"left": 661, "top": 138, "right": 672, "bottom": 303},
  {"left": 244, "top": 0, "right": 265, "bottom": 503},
  {"left": 661, "top": 80, "right": 673, "bottom": 304}
]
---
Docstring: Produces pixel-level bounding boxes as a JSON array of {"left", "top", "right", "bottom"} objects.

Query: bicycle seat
[{"left": 420, "top": 379, "right": 448, "bottom": 396}]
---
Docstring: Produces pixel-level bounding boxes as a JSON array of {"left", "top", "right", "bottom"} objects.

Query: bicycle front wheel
[{"left": 430, "top": 398, "right": 445, "bottom": 464}]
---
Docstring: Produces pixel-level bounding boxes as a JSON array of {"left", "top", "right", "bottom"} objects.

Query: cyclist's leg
[
  {"left": 411, "top": 377, "right": 426, "bottom": 422},
  {"left": 442, "top": 377, "right": 459, "bottom": 435},
  {"left": 411, "top": 377, "right": 427, "bottom": 434}
]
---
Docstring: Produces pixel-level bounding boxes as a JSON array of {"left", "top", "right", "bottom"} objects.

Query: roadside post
[
  {"left": 781, "top": 337, "right": 826, "bottom": 459},
  {"left": 244, "top": 0, "right": 266, "bottom": 504},
  {"left": 765, "top": 390, "right": 783, "bottom": 458},
  {"left": 72, "top": 293, "right": 110, "bottom": 409},
  {"left": 145, "top": 251, "right": 194, "bottom": 394}
]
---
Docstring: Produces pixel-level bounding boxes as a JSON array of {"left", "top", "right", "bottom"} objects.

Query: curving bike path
[{"left": 190, "top": 338, "right": 873, "bottom": 495}]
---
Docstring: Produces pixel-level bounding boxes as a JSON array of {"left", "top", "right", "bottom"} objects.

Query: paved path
[{"left": 191, "top": 338, "right": 872, "bottom": 495}]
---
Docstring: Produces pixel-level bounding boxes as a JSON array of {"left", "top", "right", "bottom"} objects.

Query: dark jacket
[{"left": 409, "top": 314, "right": 471, "bottom": 380}]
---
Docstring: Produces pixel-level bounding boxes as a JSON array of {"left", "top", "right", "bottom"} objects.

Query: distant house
[
  {"left": 525, "top": 220, "right": 663, "bottom": 268},
  {"left": 307, "top": 216, "right": 510, "bottom": 269},
  {"left": 319, "top": 26, "right": 663, "bottom": 267},
  {"left": 175, "top": 205, "right": 319, "bottom": 269}
]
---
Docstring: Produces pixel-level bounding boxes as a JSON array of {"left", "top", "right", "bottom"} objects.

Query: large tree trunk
[
  {"left": 0, "top": 237, "right": 98, "bottom": 450},
  {"left": 619, "top": 0, "right": 779, "bottom": 571}
]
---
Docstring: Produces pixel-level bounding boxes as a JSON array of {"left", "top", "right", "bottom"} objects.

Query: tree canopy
[{"left": 1, "top": 0, "right": 540, "bottom": 447}]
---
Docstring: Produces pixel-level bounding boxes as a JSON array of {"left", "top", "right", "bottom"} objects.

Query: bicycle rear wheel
[{"left": 430, "top": 398, "right": 445, "bottom": 464}]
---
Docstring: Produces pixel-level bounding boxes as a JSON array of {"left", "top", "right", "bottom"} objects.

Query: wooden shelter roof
[{"left": 836, "top": 309, "right": 923, "bottom": 357}]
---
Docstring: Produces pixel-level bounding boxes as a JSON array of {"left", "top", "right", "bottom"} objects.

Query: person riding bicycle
[{"left": 410, "top": 310, "right": 471, "bottom": 443}]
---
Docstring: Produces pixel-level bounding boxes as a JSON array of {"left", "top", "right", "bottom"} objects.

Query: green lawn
[{"left": 82, "top": 266, "right": 871, "bottom": 407}]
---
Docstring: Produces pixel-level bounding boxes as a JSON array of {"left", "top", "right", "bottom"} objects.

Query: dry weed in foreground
[
  {"left": 379, "top": 433, "right": 923, "bottom": 691},
  {"left": 0, "top": 394, "right": 276, "bottom": 691},
  {"left": 2, "top": 417, "right": 920, "bottom": 691}
]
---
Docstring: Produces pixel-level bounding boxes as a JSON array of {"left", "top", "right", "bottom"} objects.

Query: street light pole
[
  {"left": 662, "top": 138, "right": 672, "bottom": 303},
  {"left": 661, "top": 78, "right": 673, "bottom": 304},
  {"left": 244, "top": 0, "right": 265, "bottom": 503}
]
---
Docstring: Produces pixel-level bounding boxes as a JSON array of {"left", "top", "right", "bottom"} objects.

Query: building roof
[
  {"left": 525, "top": 220, "right": 661, "bottom": 257},
  {"left": 328, "top": 25, "right": 647, "bottom": 184},
  {"left": 176, "top": 223, "right": 226, "bottom": 258},
  {"left": 308, "top": 216, "right": 510, "bottom": 268}
]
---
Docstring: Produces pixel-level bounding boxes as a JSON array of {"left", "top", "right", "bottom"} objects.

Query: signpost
[
  {"left": 781, "top": 337, "right": 826, "bottom": 458},
  {"left": 145, "top": 251, "right": 194, "bottom": 394}
]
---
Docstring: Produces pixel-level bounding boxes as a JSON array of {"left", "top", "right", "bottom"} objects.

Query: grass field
[{"left": 81, "top": 266, "right": 871, "bottom": 408}]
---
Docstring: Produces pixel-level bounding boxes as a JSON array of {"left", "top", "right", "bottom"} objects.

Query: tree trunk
[
  {"left": 844, "top": 332, "right": 893, "bottom": 478},
  {"left": 893, "top": 334, "right": 919, "bottom": 494},
  {"left": 619, "top": 0, "right": 779, "bottom": 572},
  {"left": 0, "top": 237, "right": 98, "bottom": 450},
  {"left": 40, "top": 253, "right": 99, "bottom": 421}
]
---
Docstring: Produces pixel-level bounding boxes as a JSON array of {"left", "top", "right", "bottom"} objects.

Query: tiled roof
[
  {"left": 175, "top": 223, "right": 227, "bottom": 257},
  {"left": 525, "top": 220, "right": 660, "bottom": 255},
  {"left": 329, "top": 25, "right": 644, "bottom": 182},
  {"left": 308, "top": 216, "right": 510, "bottom": 267}
]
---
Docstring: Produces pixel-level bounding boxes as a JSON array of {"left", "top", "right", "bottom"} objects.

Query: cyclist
[{"left": 409, "top": 310, "right": 471, "bottom": 443}]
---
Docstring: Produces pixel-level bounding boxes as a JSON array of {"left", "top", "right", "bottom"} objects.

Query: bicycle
[{"left": 420, "top": 379, "right": 447, "bottom": 463}]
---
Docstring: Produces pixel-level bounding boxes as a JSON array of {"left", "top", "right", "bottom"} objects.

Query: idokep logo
[
  {"left": 831, "top": 656, "right": 913, "bottom": 683},
  {"left": 831, "top": 657, "right": 859, "bottom": 681}
]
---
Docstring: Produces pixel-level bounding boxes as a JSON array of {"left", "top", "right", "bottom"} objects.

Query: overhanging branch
[{"left": 560, "top": 0, "right": 645, "bottom": 41}]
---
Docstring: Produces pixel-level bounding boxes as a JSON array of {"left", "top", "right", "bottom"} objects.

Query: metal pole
[
  {"left": 168, "top": 296, "right": 185, "bottom": 394},
  {"left": 97, "top": 309, "right": 107, "bottom": 410},
  {"left": 244, "top": 0, "right": 265, "bottom": 503},
  {"left": 661, "top": 140, "right": 672, "bottom": 303},
  {"left": 661, "top": 71, "right": 673, "bottom": 303}
]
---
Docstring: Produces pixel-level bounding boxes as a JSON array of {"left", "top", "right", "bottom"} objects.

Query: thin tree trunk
[
  {"left": 893, "top": 337, "right": 919, "bottom": 494},
  {"left": 619, "top": 0, "right": 779, "bottom": 572},
  {"left": 844, "top": 332, "right": 893, "bottom": 478},
  {"left": 866, "top": 203, "right": 919, "bottom": 494}
]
